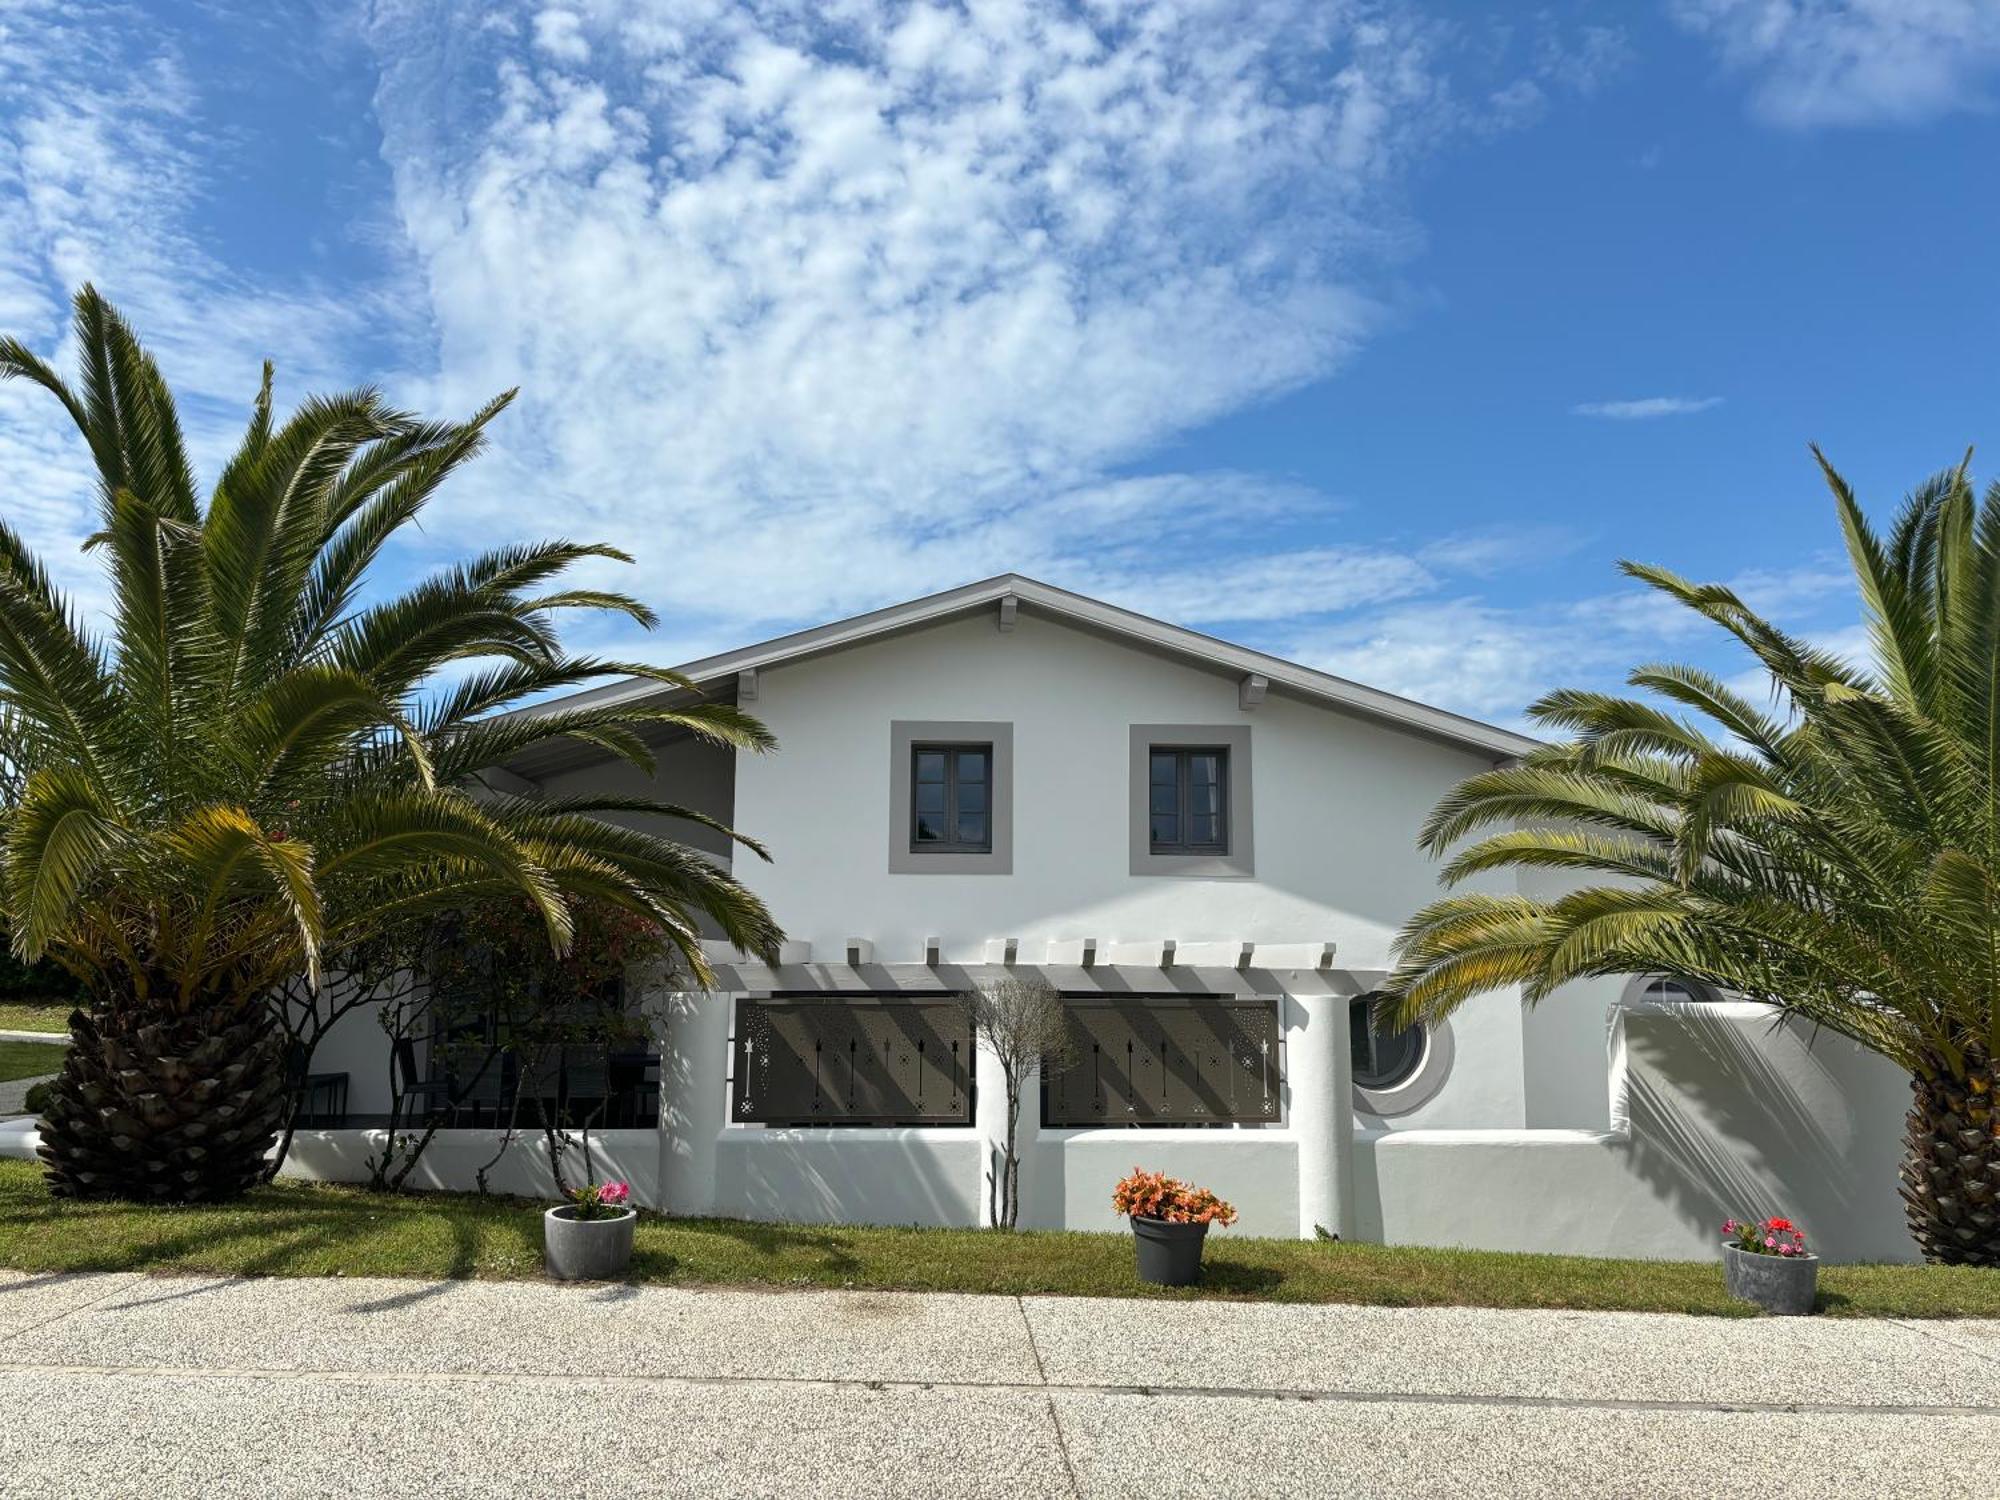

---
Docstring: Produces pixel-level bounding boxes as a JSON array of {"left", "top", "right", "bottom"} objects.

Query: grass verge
[
  {"left": 0, "top": 1160, "right": 1993, "bottom": 1316},
  {"left": 0, "top": 1001, "right": 70, "bottom": 1035},
  {"left": 0, "top": 1039, "right": 64, "bottom": 1084}
]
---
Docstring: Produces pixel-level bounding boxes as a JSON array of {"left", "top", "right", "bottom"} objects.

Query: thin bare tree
[{"left": 964, "top": 976, "right": 1072, "bottom": 1230}]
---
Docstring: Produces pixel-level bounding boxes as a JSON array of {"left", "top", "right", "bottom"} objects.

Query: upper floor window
[
  {"left": 911, "top": 743, "right": 993, "bottom": 853},
  {"left": 1128, "top": 724, "right": 1253, "bottom": 878},
  {"left": 890, "top": 721, "right": 1012, "bottom": 875},
  {"left": 1149, "top": 746, "right": 1229, "bottom": 854}
]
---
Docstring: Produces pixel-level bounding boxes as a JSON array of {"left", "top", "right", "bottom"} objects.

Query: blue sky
[{"left": 1, "top": 0, "right": 1997, "bottom": 729}]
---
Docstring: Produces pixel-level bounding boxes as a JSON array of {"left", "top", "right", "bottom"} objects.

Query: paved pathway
[
  {"left": 0, "top": 1072, "right": 55, "bottom": 1119},
  {"left": 2, "top": 1269, "right": 1997, "bottom": 1497}
]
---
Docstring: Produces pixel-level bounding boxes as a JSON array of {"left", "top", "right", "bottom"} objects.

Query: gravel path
[{"left": 1, "top": 1269, "right": 1995, "bottom": 1497}]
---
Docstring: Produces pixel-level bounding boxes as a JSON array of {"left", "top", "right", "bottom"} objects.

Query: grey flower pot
[
  {"left": 543, "top": 1205, "right": 637, "bottom": 1281},
  {"left": 1722, "top": 1242, "right": 1819, "bottom": 1315},
  {"left": 1132, "top": 1216, "right": 1209, "bottom": 1286}
]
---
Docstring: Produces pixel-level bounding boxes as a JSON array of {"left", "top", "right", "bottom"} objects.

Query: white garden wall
[
  {"left": 0, "top": 998, "right": 1919, "bottom": 1263},
  {"left": 1358, "top": 1002, "right": 1915, "bottom": 1263}
]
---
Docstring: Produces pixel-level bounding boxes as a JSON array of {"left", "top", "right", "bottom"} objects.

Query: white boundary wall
[
  {"left": 1359, "top": 1002, "right": 1915, "bottom": 1263},
  {"left": 0, "top": 1000, "right": 1917, "bottom": 1263}
]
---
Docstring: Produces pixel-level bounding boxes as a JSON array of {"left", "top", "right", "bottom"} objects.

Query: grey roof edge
[{"left": 500, "top": 573, "right": 1543, "bottom": 761}]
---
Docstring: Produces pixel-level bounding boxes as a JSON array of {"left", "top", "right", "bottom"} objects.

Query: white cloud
[
  {"left": 355, "top": 0, "right": 1622, "bottom": 642},
  {"left": 0, "top": 0, "right": 405, "bottom": 614},
  {"left": 1293, "top": 560, "right": 1858, "bottom": 728},
  {"left": 1670, "top": 0, "right": 2000, "bottom": 126},
  {"left": 1571, "top": 395, "right": 1723, "bottom": 420}
]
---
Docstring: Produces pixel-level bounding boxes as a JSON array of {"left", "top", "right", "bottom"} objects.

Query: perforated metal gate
[
  {"left": 731, "top": 995, "right": 974, "bottom": 1125},
  {"left": 1041, "top": 995, "right": 1282, "bottom": 1126}
]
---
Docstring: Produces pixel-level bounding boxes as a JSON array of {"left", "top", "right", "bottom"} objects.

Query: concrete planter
[
  {"left": 1131, "top": 1216, "right": 1210, "bottom": 1286},
  {"left": 1722, "top": 1242, "right": 1819, "bottom": 1315},
  {"left": 543, "top": 1205, "right": 637, "bottom": 1281}
]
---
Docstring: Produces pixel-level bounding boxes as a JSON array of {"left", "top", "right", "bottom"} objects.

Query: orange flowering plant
[{"left": 1111, "top": 1168, "right": 1238, "bottom": 1227}]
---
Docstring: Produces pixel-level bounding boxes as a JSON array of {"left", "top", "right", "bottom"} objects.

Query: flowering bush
[
  {"left": 566, "top": 1179, "right": 632, "bottom": 1222},
  {"left": 1112, "top": 1169, "right": 1237, "bottom": 1228},
  {"left": 1722, "top": 1215, "right": 1810, "bottom": 1258}
]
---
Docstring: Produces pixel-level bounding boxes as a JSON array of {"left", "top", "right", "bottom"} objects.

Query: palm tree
[
  {"left": 0, "top": 287, "right": 781, "bottom": 1202},
  {"left": 1383, "top": 451, "right": 2000, "bottom": 1267}
]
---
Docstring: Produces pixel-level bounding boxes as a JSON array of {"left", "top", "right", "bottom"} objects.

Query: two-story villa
[{"left": 298, "top": 574, "right": 1916, "bottom": 1261}]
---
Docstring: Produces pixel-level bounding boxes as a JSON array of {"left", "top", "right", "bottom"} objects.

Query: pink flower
[
  {"left": 1721, "top": 1219, "right": 1737, "bottom": 1234},
  {"left": 600, "top": 1180, "right": 630, "bottom": 1206}
]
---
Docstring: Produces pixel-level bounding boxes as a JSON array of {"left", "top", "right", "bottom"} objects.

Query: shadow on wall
[
  {"left": 1622, "top": 1006, "right": 1909, "bottom": 1263},
  {"left": 1349, "top": 1003, "right": 1916, "bottom": 1263},
  {"left": 716, "top": 1131, "right": 982, "bottom": 1228}
]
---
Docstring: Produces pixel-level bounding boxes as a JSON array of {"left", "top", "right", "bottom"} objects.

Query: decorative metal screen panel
[
  {"left": 1042, "top": 996, "right": 1281, "bottom": 1126},
  {"left": 732, "top": 996, "right": 973, "bottom": 1125}
]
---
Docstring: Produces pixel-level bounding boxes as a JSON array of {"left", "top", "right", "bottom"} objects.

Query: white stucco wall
[
  {"left": 1357, "top": 1003, "right": 1915, "bottom": 1263},
  {"left": 726, "top": 608, "right": 1529, "bottom": 1133}
]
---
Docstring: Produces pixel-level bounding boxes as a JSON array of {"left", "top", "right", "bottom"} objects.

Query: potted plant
[
  {"left": 1112, "top": 1168, "right": 1237, "bottom": 1286},
  {"left": 1720, "top": 1215, "right": 1819, "bottom": 1314},
  {"left": 544, "top": 1179, "right": 636, "bottom": 1281}
]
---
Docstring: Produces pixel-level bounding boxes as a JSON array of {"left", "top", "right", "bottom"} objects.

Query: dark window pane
[
  {"left": 1149, "top": 784, "right": 1177, "bottom": 816},
  {"left": 915, "top": 751, "right": 946, "bottom": 782},
  {"left": 958, "top": 781, "right": 987, "bottom": 815},
  {"left": 914, "top": 813, "right": 945, "bottom": 842},
  {"left": 914, "top": 782, "right": 946, "bottom": 815},
  {"left": 957, "top": 813, "right": 988, "bottom": 846},
  {"left": 1150, "top": 752, "right": 1177, "bottom": 786},
  {"left": 956, "top": 749, "right": 987, "bottom": 783},
  {"left": 1190, "top": 753, "right": 1220, "bottom": 786},
  {"left": 1191, "top": 783, "right": 1221, "bottom": 816},
  {"left": 1190, "top": 814, "right": 1218, "bottom": 845},
  {"left": 1151, "top": 813, "right": 1178, "bottom": 844},
  {"left": 1351, "top": 997, "right": 1424, "bottom": 1090}
]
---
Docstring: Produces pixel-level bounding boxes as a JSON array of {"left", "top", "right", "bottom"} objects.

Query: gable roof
[{"left": 511, "top": 573, "right": 1541, "bottom": 762}]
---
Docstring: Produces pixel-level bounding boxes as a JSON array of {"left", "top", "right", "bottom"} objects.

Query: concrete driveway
[{"left": 2, "top": 1270, "right": 1996, "bottom": 1498}]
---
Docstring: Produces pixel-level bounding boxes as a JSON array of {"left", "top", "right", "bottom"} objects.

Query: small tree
[{"left": 964, "top": 976, "right": 1072, "bottom": 1230}]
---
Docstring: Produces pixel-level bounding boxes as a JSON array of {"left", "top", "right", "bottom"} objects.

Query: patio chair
[{"left": 392, "top": 1038, "right": 455, "bottom": 1131}]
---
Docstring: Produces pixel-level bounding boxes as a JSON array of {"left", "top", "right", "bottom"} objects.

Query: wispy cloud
[
  {"left": 1670, "top": 0, "right": 2000, "bottom": 127},
  {"left": 1571, "top": 395, "right": 1723, "bottom": 420},
  {"left": 1292, "top": 558, "right": 1858, "bottom": 728},
  {"left": 0, "top": 0, "right": 409, "bottom": 614},
  {"left": 355, "top": 0, "right": 1626, "bottom": 645}
]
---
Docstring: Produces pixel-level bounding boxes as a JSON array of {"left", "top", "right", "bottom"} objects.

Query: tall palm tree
[
  {"left": 0, "top": 287, "right": 781, "bottom": 1202},
  {"left": 1383, "top": 451, "right": 2000, "bottom": 1267}
]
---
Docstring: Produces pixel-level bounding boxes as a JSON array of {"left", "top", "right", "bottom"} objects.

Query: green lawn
[
  {"left": 0, "top": 1039, "right": 64, "bottom": 1084},
  {"left": 0, "top": 1001, "right": 70, "bottom": 1035},
  {"left": 0, "top": 1160, "right": 1993, "bottom": 1316}
]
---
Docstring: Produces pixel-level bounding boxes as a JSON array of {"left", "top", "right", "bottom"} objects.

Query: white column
[
  {"left": 973, "top": 1040, "right": 1009, "bottom": 1228},
  {"left": 655, "top": 983, "right": 729, "bottom": 1217},
  {"left": 1289, "top": 987, "right": 1354, "bottom": 1240}
]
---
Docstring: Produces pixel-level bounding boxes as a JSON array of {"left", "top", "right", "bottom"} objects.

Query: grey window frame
[
  {"left": 890, "top": 721, "right": 1014, "bottom": 875},
  {"left": 1146, "top": 745, "right": 1230, "bottom": 855},
  {"left": 908, "top": 742, "right": 993, "bottom": 854},
  {"left": 1129, "top": 724, "right": 1254, "bottom": 878}
]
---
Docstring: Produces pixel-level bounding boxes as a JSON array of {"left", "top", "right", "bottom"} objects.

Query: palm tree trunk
[
  {"left": 1900, "top": 1047, "right": 2000, "bottom": 1266},
  {"left": 37, "top": 998, "right": 290, "bottom": 1203}
]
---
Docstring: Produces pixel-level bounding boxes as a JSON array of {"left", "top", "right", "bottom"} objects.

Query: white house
[{"left": 289, "top": 574, "right": 1914, "bottom": 1262}]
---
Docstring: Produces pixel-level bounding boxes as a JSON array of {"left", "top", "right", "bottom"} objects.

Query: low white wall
[
  {"left": 280, "top": 1128, "right": 662, "bottom": 1206},
  {"left": 1020, "top": 1129, "right": 1300, "bottom": 1236},
  {"left": 1357, "top": 1003, "right": 1914, "bottom": 1263},
  {"left": 711, "top": 1128, "right": 982, "bottom": 1227}
]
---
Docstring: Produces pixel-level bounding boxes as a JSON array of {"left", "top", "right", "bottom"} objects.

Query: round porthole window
[
  {"left": 1350, "top": 999, "right": 1424, "bottom": 1090},
  {"left": 1349, "top": 994, "right": 1455, "bottom": 1117}
]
